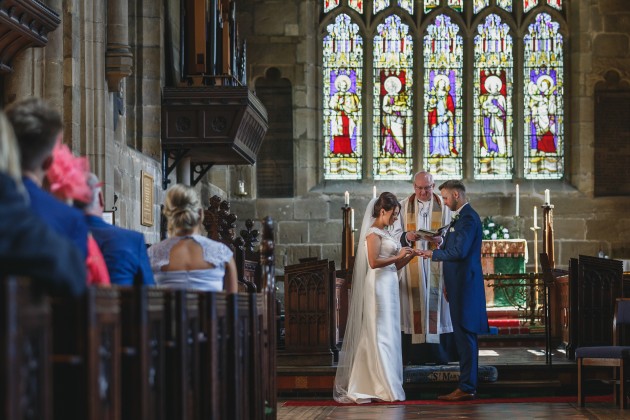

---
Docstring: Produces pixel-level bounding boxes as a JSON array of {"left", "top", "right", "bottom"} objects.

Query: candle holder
[{"left": 511, "top": 215, "right": 525, "bottom": 239}]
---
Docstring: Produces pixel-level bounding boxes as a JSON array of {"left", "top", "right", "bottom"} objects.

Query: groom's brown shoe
[{"left": 437, "top": 388, "right": 476, "bottom": 401}]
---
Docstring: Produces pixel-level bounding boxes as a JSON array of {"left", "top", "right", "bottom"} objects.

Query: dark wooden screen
[{"left": 282, "top": 259, "right": 336, "bottom": 365}]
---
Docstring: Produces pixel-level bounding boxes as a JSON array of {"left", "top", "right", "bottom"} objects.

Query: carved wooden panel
[{"left": 282, "top": 259, "right": 336, "bottom": 365}]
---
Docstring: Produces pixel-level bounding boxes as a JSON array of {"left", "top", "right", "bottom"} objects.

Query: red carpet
[
  {"left": 282, "top": 394, "right": 613, "bottom": 406},
  {"left": 488, "top": 318, "right": 520, "bottom": 327}
]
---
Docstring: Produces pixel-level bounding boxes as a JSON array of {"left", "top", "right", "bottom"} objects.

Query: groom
[{"left": 419, "top": 180, "right": 488, "bottom": 401}]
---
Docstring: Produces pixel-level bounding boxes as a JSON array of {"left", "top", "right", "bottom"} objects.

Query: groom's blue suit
[{"left": 431, "top": 203, "right": 488, "bottom": 394}]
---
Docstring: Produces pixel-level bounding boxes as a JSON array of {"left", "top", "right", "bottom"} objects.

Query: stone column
[{"left": 105, "top": 0, "right": 133, "bottom": 93}]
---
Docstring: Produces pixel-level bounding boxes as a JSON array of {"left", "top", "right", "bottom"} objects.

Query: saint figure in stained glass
[
  {"left": 329, "top": 72, "right": 361, "bottom": 155},
  {"left": 381, "top": 73, "right": 409, "bottom": 155},
  {"left": 427, "top": 74, "right": 456, "bottom": 157},
  {"left": 523, "top": 13, "right": 563, "bottom": 179},
  {"left": 480, "top": 73, "right": 508, "bottom": 157},
  {"left": 473, "top": 14, "right": 513, "bottom": 179},
  {"left": 528, "top": 72, "right": 558, "bottom": 152}
]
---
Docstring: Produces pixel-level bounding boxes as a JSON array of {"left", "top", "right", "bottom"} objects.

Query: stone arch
[{"left": 593, "top": 69, "right": 630, "bottom": 197}]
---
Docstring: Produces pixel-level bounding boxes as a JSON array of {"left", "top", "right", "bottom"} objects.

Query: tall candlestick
[
  {"left": 351, "top": 208, "right": 355, "bottom": 231},
  {"left": 344, "top": 191, "right": 349, "bottom": 206},
  {"left": 515, "top": 184, "right": 520, "bottom": 216},
  {"left": 533, "top": 206, "right": 538, "bottom": 228},
  {"left": 544, "top": 189, "right": 550, "bottom": 205},
  {"left": 373, "top": 185, "right": 377, "bottom": 199}
]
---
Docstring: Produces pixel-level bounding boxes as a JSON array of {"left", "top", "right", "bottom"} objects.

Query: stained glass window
[
  {"left": 448, "top": 0, "right": 463, "bottom": 13},
  {"left": 473, "top": 14, "right": 514, "bottom": 179},
  {"left": 523, "top": 0, "right": 538, "bottom": 13},
  {"left": 398, "top": 0, "right": 413, "bottom": 15},
  {"left": 473, "top": 0, "right": 489, "bottom": 14},
  {"left": 497, "top": 0, "right": 512, "bottom": 12},
  {"left": 373, "top": 15, "right": 413, "bottom": 179},
  {"left": 323, "top": 14, "right": 364, "bottom": 179},
  {"left": 320, "top": 1, "right": 566, "bottom": 183},
  {"left": 523, "top": 13, "right": 564, "bottom": 179},
  {"left": 547, "top": 0, "right": 562, "bottom": 10},
  {"left": 423, "top": 15, "right": 463, "bottom": 178},
  {"left": 424, "top": 0, "right": 439, "bottom": 14},
  {"left": 324, "top": 0, "right": 340, "bottom": 13},
  {"left": 374, "top": 0, "right": 389, "bottom": 14},
  {"left": 349, "top": 0, "right": 364, "bottom": 14}
]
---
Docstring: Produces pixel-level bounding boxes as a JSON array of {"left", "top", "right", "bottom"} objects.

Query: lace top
[
  {"left": 148, "top": 235, "right": 233, "bottom": 292},
  {"left": 365, "top": 227, "right": 401, "bottom": 271}
]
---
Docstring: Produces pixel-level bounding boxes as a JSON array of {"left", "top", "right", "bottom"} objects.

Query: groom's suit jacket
[{"left": 431, "top": 203, "right": 488, "bottom": 334}]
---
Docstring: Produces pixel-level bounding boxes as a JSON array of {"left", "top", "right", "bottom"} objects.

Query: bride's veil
[{"left": 333, "top": 197, "right": 377, "bottom": 402}]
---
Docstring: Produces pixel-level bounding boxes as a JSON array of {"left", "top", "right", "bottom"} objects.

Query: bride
[{"left": 333, "top": 192, "right": 419, "bottom": 403}]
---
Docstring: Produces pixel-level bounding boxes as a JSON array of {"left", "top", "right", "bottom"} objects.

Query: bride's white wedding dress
[{"left": 333, "top": 225, "right": 405, "bottom": 403}]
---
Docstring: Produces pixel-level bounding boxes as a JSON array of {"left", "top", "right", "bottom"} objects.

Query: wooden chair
[
  {"left": 0, "top": 277, "right": 51, "bottom": 420},
  {"left": 577, "top": 298, "right": 630, "bottom": 409}
]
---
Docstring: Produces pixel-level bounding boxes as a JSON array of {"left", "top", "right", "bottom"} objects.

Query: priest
[{"left": 392, "top": 171, "right": 457, "bottom": 365}]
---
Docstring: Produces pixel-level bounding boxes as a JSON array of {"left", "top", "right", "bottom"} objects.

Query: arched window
[{"left": 321, "top": 0, "right": 567, "bottom": 181}]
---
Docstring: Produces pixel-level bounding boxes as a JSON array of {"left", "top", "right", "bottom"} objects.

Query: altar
[{"left": 481, "top": 239, "right": 528, "bottom": 307}]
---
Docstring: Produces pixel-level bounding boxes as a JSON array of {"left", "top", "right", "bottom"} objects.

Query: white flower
[
  {"left": 502, "top": 228, "right": 509, "bottom": 233},
  {"left": 488, "top": 223, "right": 495, "bottom": 228},
  {"left": 483, "top": 229, "right": 490, "bottom": 235},
  {"left": 491, "top": 233, "right": 497, "bottom": 239},
  {"left": 503, "top": 233, "right": 510, "bottom": 239}
]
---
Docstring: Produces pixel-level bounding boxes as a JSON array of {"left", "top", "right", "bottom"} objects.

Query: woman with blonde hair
[
  {"left": 0, "top": 112, "right": 22, "bottom": 183},
  {"left": 148, "top": 184, "right": 238, "bottom": 293}
]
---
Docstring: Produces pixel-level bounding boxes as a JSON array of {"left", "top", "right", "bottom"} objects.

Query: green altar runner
[{"left": 481, "top": 239, "right": 528, "bottom": 307}]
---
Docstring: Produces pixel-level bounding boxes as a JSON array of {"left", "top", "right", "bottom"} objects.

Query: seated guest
[
  {"left": 79, "top": 172, "right": 154, "bottom": 286},
  {"left": 46, "top": 142, "right": 110, "bottom": 286},
  {"left": 6, "top": 97, "right": 89, "bottom": 260},
  {"left": 148, "top": 184, "right": 237, "bottom": 293},
  {"left": 0, "top": 111, "right": 86, "bottom": 296}
]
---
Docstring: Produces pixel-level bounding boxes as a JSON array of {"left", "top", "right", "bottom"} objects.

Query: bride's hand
[{"left": 398, "top": 247, "right": 414, "bottom": 259}]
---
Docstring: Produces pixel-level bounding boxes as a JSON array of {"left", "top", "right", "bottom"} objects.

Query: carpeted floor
[{"left": 282, "top": 394, "right": 613, "bottom": 406}]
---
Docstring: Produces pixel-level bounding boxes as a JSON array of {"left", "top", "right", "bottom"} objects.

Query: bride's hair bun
[{"left": 163, "top": 184, "right": 202, "bottom": 234}]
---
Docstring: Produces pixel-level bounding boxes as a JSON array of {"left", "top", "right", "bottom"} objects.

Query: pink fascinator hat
[{"left": 46, "top": 141, "right": 92, "bottom": 204}]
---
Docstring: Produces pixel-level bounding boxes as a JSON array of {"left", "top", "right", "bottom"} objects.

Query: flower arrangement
[{"left": 482, "top": 216, "right": 510, "bottom": 240}]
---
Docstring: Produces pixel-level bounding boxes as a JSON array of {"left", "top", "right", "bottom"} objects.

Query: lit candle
[
  {"left": 373, "top": 185, "right": 377, "bottom": 199},
  {"left": 515, "top": 184, "right": 520, "bottom": 217},
  {"left": 351, "top": 208, "right": 355, "bottom": 231},
  {"left": 544, "top": 189, "right": 550, "bottom": 205},
  {"left": 344, "top": 191, "right": 349, "bottom": 206},
  {"left": 238, "top": 180, "right": 245, "bottom": 195},
  {"left": 533, "top": 206, "right": 538, "bottom": 228}
]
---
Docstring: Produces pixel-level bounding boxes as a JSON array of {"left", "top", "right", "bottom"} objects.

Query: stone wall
[{"left": 228, "top": 0, "right": 630, "bottom": 271}]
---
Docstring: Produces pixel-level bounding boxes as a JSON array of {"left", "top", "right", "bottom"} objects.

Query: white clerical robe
[{"left": 392, "top": 193, "right": 454, "bottom": 343}]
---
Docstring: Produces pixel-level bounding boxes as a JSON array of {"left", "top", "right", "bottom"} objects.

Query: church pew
[
  {"left": 1, "top": 277, "right": 52, "bottom": 420},
  {"left": 51, "top": 286, "right": 121, "bottom": 420},
  {"left": 2, "top": 216, "right": 276, "bottom": 420},
  {"left": 163, "top": 289, "right": 202, "bottom": 420},
  {"left": 119, "top": 287, "right": 166, "bottom": 420}
]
